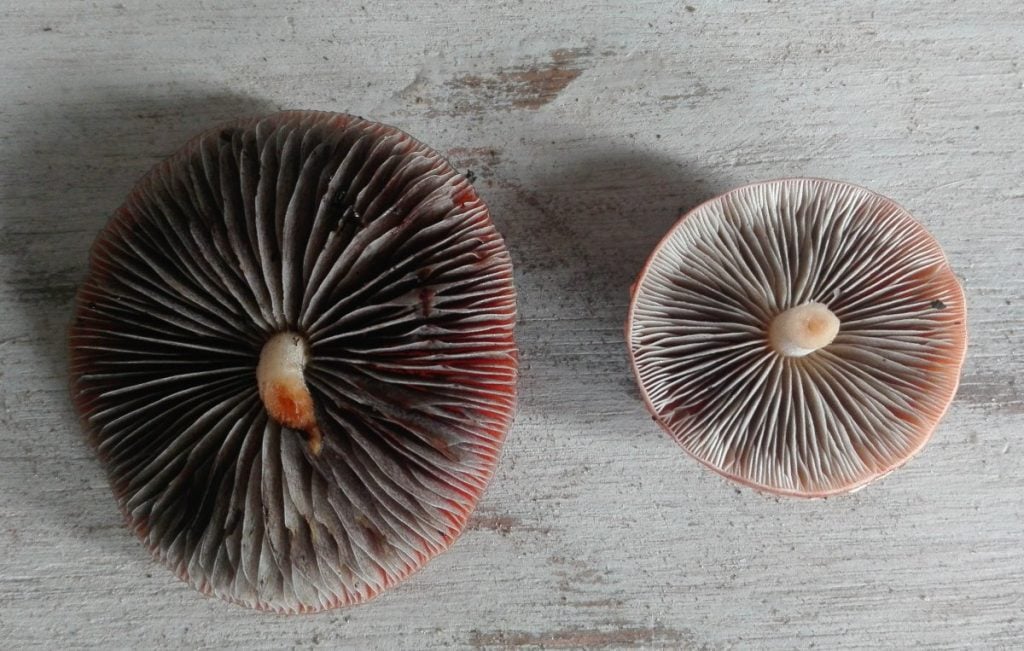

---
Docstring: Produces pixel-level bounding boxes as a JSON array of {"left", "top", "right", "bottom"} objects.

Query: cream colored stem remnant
[
  {"left": 768, "top": 302, "right": 841, "bottom": 357},
  {"left": 257, "top": 331, "right": 322, "bottom": 454}
]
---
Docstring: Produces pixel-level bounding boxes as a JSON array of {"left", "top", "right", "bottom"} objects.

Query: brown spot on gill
[
  {"left": 430, "top": 435, "right": 460, "bottom": 462},
  {"left": 356, "top": 515, "right": 389, "bottom": 557},
  {"left": 419, "top": 287, "right": 435, "bottom": 317},
  {"left": 306, "top": 425, "right": 323, "bottom": 456}
]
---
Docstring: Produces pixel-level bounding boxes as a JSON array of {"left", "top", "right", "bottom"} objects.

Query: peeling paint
[
  {"left": 466, "top": 515, "right": 518, "bottom": 534},
  {"left": 392, "top": 48, "right": 592, "bottom": 117},
  {"left": 468, "top": 624, "right": 702, "bottom": 649},
  {"left": 451, "top": 48, "right": 588, "bottom": 110},
  {"left": 442, "top": 48, "right": 590, "bottom": 115},
  {"left": 466, "top": 514, "right": 551, "bottom": 536}
]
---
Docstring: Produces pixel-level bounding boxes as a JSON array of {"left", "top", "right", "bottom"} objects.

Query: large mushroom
[
  {"left": 627, "top": 178, "right": 966, "bottom": 497},
  {"left": 69, "top": 111, "right": 518, "bottom": 611}
]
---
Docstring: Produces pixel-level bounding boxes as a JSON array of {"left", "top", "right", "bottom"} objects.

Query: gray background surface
[{"left": 1, "top": 1, "right": 1022, "bottom": 648}]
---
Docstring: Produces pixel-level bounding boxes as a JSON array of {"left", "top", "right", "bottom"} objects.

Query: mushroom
[
  {"left": 69, "top": 111, "right": 518, "bottom": 611},
  {"left": 626, "top": 178, "right": 966, "bottom": 497}
]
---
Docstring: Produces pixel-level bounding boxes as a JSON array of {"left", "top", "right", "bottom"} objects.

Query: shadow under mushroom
[
  {"left": 496, "top": 147, "right": 724, "bottom": 421},
  {"left": 0, "top": 85, "right": 277, "bottom": 552}
]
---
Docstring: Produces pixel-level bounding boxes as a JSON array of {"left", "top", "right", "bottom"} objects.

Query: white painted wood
[{"left": 1, "top": 1, "right": 1021, "bottom": 648}]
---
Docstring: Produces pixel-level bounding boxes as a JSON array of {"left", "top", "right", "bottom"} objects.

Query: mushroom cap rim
[{"left": 624, "top": 176, "right": 968, "bottom": 498}]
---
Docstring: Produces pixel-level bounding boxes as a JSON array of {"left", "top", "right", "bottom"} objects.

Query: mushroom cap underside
[
  {"left": 69, "top": 111, "right": 518, "bottom": 611},
  {"left": 627, "top": 178, "right": 966, "bottom": 497}
]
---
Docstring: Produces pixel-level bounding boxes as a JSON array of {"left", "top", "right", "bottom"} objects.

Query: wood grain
[{"left": 1, "top": 1, "right": 1022, "bottom": 648}]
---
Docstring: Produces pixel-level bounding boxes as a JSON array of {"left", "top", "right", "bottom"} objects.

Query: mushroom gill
[
  {"left": 627, "top": 178, "right": 966, "bottom": 497},
  {"left": 69, "top": 111, "right": 518, "bottom": 611}
]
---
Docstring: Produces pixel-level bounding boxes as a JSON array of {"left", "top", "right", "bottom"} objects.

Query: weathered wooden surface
[{"left": 1, "top": 1, "right": 1021, "bottom": 648}]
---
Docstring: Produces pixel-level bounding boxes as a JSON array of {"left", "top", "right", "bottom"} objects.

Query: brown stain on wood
[
  {"left": 568, "top": 597, "right": 627, "bottom": 608},
  {"left": 466, "top": 514, "right": 552, "bottom": 536},
  {"left": 547, "top": 554, "right": 613, "bottom": 600},
  {"left": 445, "top": 48, "right": 590, "bottom": 114},
  {"left": 466, "top": 515, "right": 518, "bottom": 534},
  {"left": 468, "top": 624, "right": 699, "bottom": 649}
]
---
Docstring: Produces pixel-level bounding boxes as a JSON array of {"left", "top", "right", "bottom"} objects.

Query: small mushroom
[
  {"left": 627, "top": 178, "right": 966, "bottom": 497},
  {"left": 69, "top": 111, "right": 518, "bottom": 611}
]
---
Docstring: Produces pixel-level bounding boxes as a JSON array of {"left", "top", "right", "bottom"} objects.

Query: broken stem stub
[
  {"left": 257, "top": 331, "right": 322, "bottom": 454},
  {"left": 768, "top": 302, "right": 840, "bottom": 357}
]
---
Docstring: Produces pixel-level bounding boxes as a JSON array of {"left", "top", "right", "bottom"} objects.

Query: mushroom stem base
[
  {"left": 257, "top": 332, "right": 322, "bottom": 454},
  {"left": 768, "top": 302, "right": 840, "bottom": 357}
]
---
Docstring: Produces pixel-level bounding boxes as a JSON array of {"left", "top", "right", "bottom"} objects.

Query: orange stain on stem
[{"left": 257, "top": 333, "right": 323, "bottom": 455}]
